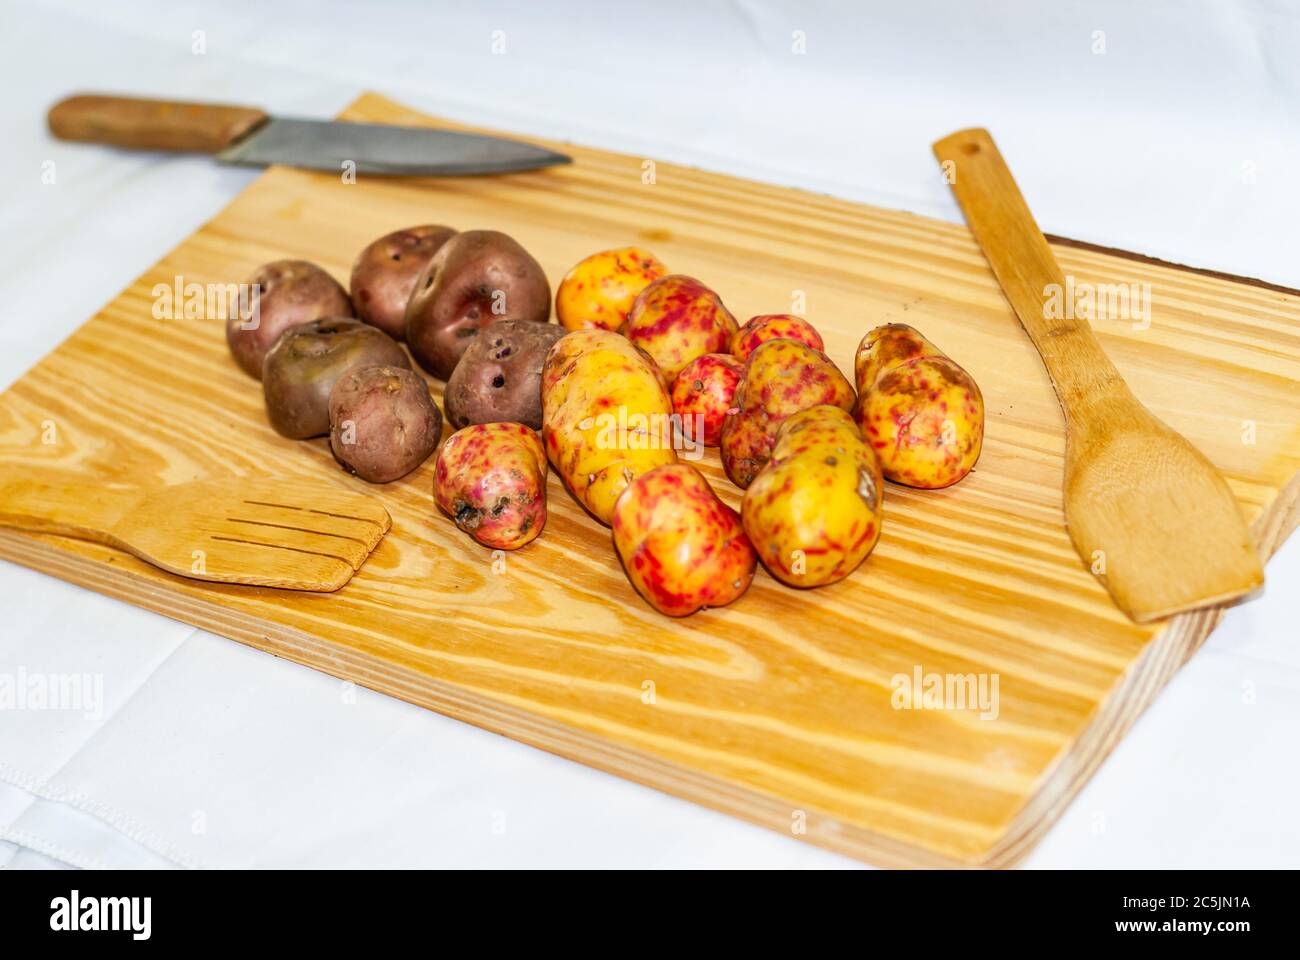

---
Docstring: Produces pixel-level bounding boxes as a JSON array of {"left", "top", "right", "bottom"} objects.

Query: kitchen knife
[{"left": 47, "top": 94, "right": 571, "bottom": 176}]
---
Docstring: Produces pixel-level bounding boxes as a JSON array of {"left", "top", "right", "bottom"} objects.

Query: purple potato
[
  {"left": 349, "top": 225, "right": 457, "bottom": 340},
  {"left": 262, "top": 318, "right": 408, "bottom": 439},
  {"left": 227, "top": 259, "right": 352, "bottom": 379},
  {"left": 404, "top": 230, "right": 551, "bottom": 380},
  {"left": 443, "top": 319, "right": 565, "bottom": 431},
  {"left": 329, "top": 365, "right": 443, "bottom": 483}
]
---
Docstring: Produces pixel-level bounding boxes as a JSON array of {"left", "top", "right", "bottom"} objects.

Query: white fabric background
[{"left": 1, "top": 0, "right": 1298, "bottom": 868}]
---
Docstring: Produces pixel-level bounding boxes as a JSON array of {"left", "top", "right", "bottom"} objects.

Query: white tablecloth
[{"left": 2, "top": 0, "right": 1298, "bottom": 868}]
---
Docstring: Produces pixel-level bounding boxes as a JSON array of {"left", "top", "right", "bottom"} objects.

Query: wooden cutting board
[{"left": 3, "top": 93, "right": 1299, "bottom": 868}]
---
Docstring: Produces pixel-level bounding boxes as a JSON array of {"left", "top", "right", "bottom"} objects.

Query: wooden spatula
[
  {"left": 0, "top": 475, "right": 390, "bottom": 591},
  {"left": 932, "top": 128, "right": 1263, "bottom": 622}
]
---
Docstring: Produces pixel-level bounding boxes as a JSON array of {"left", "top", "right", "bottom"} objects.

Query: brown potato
[
  {"left": 443, "top": 319, "right": 565, "bottom": 431},
  {"left": 262, "top": 318, "right": 409, "bottom": 439},
  {"left": 328, "top": 365, "right": 443, "bottom": 483},
  {"left": 404, "top": 230, "right": 551, "bottom": 380},
  {"left": 349, "top": 225, "right": 456, "bottom": 340},
  {"left": 226, "top": 260, "right": 353, "bottom": 379}
]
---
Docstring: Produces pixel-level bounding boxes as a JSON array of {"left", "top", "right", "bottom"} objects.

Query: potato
[
  {"left": 541, "top": 328, "right": 676, "bottom": 525},
  {"left": 328, "top": 365, "right": 442, "bottom": 483},
  {"left": 852, "top": 323, "right": 984, "bottom": 488},
  {"left": 443, "top": 319, "right": 565, "bottom": 431},
  {"left": 742, "top": 405, "right": 883, "bottom": 587},
  {"left": 731, "top": 313, "right": 824, "bottom": 362},
  {"left": 434, "top": 422, "right": 548, "bottom": 550},
  {"left": 555, "top": 246, "right": 668, "bottom": 331},
  {"left": 350, "top": 225, "right": 456, "bottom": 339},
  {"left": 670, "top": 353, "right": 742, "bottom": 447},
  {"left": 853, "top": 321, "right": 943, "bottom": 388},
  {"left": 623, "top": 275, "right": 738, "bottom": 381},
  {"left": 405, "top": 230, "right": 551, "bottom": 380},
  {"left": 227, "top": 259, "right": 353, "bottom": 379},
  {"left": 262, "top": 318, "right": 409, "bottom": 439},
  {"left": 612, "top": 463, "right": 756, "bottom": 616},
  {"left": 720, "top": 338, "right": 855, "bottom": 488}
]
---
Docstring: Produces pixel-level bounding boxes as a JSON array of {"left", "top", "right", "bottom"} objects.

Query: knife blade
[
  {"left": 217, "top": 117, "right": 569, "bottom": 176},
  {"left": 47, "top": 94, "right": 571, "bottom": 177}
]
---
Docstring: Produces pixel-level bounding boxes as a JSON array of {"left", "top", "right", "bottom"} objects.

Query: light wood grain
[
  {"left": 2, "top": 93, "right": 1299, "bottom": 867},
  {"left": 932, "top": 128, "right": 1263, "bottom": 621}
]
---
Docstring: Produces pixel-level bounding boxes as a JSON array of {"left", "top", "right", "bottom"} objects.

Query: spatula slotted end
[{"left": 121, "top": 480, "right": 391, "bottom": 592}]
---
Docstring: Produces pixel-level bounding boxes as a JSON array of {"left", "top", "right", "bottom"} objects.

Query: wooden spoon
[
  {"left": 933, "top": 127, "right": 1263, "bottom": 622},
  {"left": 0, "top": 475, "right": 390, "bottom": 592}
]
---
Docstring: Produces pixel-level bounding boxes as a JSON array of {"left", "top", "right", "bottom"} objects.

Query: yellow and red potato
[
  {"left": 731, "top": 313, "right": 824, "bottom": 362},
  {"left": 852, "top": 323, "right": 983, "bottom": 489},
  {"left": 623, "top": 275, "right": 738, "bottom": 381},
  {"left": 720, "top": 338, "right": 856, "bottom": 489},
  {"left": 434, "top": 422, "right": 548, "bottom": 550},
  {"left": 556, "top": 246, "right": 668, "bottom": 332},
  {"left": 541, "top": 328, "right": 677, "bottom": 525},
  {"left": 612, "top": 463, "right": 756, "bottom": 617},
  {"left": 742, "top": 405, "right": 884, "bottom": 587},
  {"left": 670, "top": 353, "right": 742, "bottom": 447}
]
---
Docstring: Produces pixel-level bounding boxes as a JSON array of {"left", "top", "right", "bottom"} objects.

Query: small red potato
[
  {"left": 434, "top": 422, "right": 548, "bottom": 550},
  {"left": 623, "top": 275, "right": 738, "bottom": 381},
  {"left": 443, "top": 319, "right": 566, "bottom": 431},
  {"left": 328, "top": 365, "right": 443, "bottom": 483},
  {"left": 350, "top": 225, "right": 456, "bottom": 339},
  {"left": 852, "top": 323, "right": 984, "bottom": 488},
  {"left": 262, "top": 318, "right": 409, "bottom": 439},
  {"left": 731, "top": 314, "right": 824, "bottom": 362},
  {"left": 720, "top": 338, "right": 855, "bottom": 488},
  {"left": 227, "top": 259, "right": 353, "bottom": 379},
  {"left": 405, "top": 230, "right": 551, "bottom": 380},
  {"left": 670, "top": 353, "right": 742, "bottom": 447},
  {"left": 611, "top": 463, "right": 756, "bottom": 617},
  {"left": 555, "top": 246, "right": 669, "bottom": 331}
]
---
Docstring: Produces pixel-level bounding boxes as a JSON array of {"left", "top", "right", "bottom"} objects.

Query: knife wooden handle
[
  {"left": 932, "top": 127, "right": 1123, "bottom": 412},
  {"left": 48, "top": 94, "right": 268, "bottom": 154}
]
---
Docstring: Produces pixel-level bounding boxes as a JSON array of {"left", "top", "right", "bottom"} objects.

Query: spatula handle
[
  {"left": 932, "top": 128, "right": 1125, "bottom": 413},
  {"left": 0, "top": 475, "right": 138, "bottom": 548},
  {"left": 48, "top": 94, "right": 268, "bottom": 154}
]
